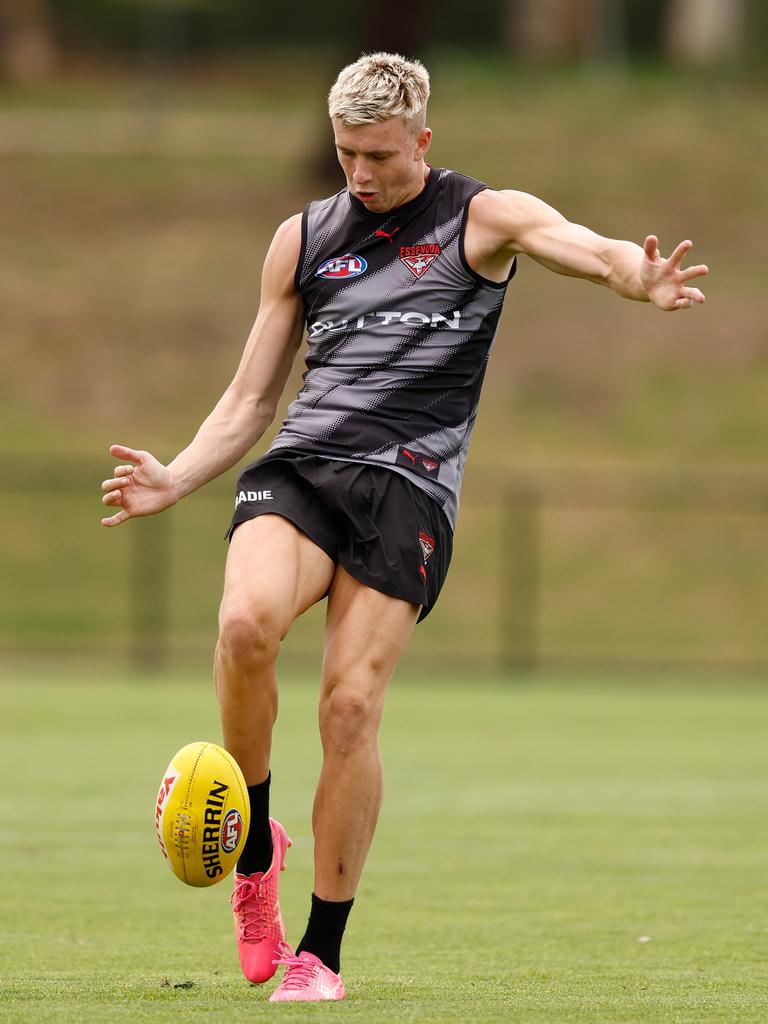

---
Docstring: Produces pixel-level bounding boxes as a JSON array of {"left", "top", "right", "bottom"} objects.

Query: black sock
[
  {"left": 296, "top": 893, "right": 354, "bottom": 975},
  {"left": 235, "top": 773, "right": 273, "bottom": 876}
]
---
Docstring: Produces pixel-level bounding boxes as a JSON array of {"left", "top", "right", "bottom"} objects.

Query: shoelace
[
  {"left": 271, "top": 942, "right": 319, "bottom": 990},
  {"left": 230, "top": 875, "right": 269, "bottom": 941}
]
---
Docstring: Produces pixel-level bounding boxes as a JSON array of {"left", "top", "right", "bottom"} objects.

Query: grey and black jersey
[{"left": 267, "top": 166, "right": 515, "bottom": 529}]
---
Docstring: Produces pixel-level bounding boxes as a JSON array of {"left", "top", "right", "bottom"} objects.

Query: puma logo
[{"left": 374, "top": 227, "right": 401, "bottom": 243}]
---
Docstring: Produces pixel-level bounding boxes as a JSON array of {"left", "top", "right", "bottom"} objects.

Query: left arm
[{"left": 467, "top": 189, "right": 708, "bottom": 311}]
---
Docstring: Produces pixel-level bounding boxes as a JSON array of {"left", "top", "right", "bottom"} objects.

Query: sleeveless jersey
[{"left": 266, "top": 166, "right": 515, "bottom": 529}]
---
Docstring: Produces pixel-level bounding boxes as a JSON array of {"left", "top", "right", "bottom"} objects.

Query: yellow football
[{"left": 154, "top": 741, "right": 250, "bottom": 887}]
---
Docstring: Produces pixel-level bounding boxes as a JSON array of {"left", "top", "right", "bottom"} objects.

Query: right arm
[{"left": 101, "top": 214, "right": 304, "bottom": 527}]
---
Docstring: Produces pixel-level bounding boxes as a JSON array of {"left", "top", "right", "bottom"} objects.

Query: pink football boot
[
  {"left": 269, "top": 942, "right": 346, "bottom": 1002},
  {"left": 230, "top": 818, "right": 292, "bottom": 984}
]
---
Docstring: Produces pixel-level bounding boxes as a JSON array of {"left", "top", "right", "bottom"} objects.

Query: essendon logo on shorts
[
  {"left": 399, "top": 243, "right": 441, "bottom": 279},
  {"left": 419, "top": 531, "right": 435, "bottom": 562},
  {"left": 396, "top": 446, "right": 442, "bottom": 480}
]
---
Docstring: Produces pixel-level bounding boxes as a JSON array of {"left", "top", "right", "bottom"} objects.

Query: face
[{"left": 332, "top": 116, "right": 432, "bottom": 214}]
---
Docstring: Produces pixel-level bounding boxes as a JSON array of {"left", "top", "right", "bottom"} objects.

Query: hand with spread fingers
[
  {"left": 101, "top": 444, "right": 178, "bottom": 527},
  {"left": 641, "top": 235, "right": 708, "bottom": 311}
]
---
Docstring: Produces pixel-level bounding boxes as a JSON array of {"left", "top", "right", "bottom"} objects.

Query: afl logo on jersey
[{"left": 316, "top": 253, "right": 368, "bottom": 280}]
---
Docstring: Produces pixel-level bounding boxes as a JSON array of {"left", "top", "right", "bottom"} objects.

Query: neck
[{"left": 388, "top": 163, "right": 430, "bottom": 212}]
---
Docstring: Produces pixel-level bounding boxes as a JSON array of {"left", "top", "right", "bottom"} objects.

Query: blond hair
[{"left": 328, "top": 52, "right": 430, "bottom": 130}]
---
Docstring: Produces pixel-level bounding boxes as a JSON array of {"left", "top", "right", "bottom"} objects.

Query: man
[{"left": 101, "top": 53, "right": 707, "bottom": 1002}]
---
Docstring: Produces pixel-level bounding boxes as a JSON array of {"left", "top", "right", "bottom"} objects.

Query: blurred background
[{"left": 1, "top": 0, "right": 766, "bottom": 676}]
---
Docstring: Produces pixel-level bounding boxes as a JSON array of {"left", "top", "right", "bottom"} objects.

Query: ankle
[
  {"left": 295, "top": 893, "right": 354, "bottom": 974},
  {"left": 235, "top": 773, "right": 273, "bottom": 876}
]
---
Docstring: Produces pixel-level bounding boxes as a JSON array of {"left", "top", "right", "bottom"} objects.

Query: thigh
[
  {"left": 222, "top": 515, "right": 335, "bottom": 639},
  {"left": 320, "top": 565, "right": 420, "bottom": 702}
]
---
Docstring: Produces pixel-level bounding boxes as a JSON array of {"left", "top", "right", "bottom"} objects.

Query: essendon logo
[
  {"left": 220, "top": 808, "right": 243, "bottom": 854},
  {"left": 316, "top": 253, "right": 368, "bottom": 279},
  {"left": 396, "top": 446, "right": 442, "bottom": 480},
  {"left": 399, "top": 243, "right": 441, "bottom": 279},
  {"left": 419, "top": 531, "right": 435, "bottom": 562}
]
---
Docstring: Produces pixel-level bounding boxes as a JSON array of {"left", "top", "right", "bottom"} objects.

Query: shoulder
[
  {"left": 271, "top": 213, "right": 302, "bottom": 248},
  {"left": 261, "top": 214, "right": 303, "bottom": 294},
  {"left": 266, "top": 214, "right": 302, "bottom": 264},
  {"left": 467, "top": 188, "right": 544, "bottom": 226},
  {"left": 432, "top": 167, "right": 486, "bottom": 205},
  {"left": 304, "top": 187, "right": 348, "bottom": 220},
  {"left": 466, "top": 188, "right": 563, "bottom": 255}
]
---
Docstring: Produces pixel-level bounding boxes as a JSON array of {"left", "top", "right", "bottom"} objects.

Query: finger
[
  {"left": 679, "top": 264, "right": 708, "bottom": 282},
  {"left": 102, "top": 489, "right": 122, "bottom": 505},
  {"left": 682, "top": 286, "right": 705, "bottom": 303},
  {"left": 109, "top": 444, "right": 144, "bottom": 465},
  {"left": 643, "top": 235, "right": 659, "bottom": 260},
  {"left": 102, "top": 509, "right": 131, "bottom": 527},
  {"left": 674, "top": 298, "right": 693, "bottom": 310},
  {"left": 668, "top": 239, "right": 693, "bottom": 268},
  {"left": 101, "top": 465, "right": 134, "bottom": 490}
]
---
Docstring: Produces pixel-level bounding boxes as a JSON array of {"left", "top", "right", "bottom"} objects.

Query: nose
[{"left": 352, "top": 161, "right": 373, "bottom": 185}]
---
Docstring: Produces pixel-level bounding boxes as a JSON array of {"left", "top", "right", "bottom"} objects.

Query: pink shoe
[
  {"left": 230, "top": 818, "right": 292, "bottom": 984},
  {"left": 268, "top": 942, "right": 346, "bottom": 1002}
]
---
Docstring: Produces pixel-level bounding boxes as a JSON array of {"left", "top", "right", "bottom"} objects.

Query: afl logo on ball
[
  {"left": 220, "top": 808, "right": 243, "bottom": 853},
  {"left": 316, "top": 253, "right": 368, "bottom": 279}
]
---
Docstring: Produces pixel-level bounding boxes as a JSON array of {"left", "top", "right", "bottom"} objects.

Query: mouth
[{"left": 356, "top": 191, "right": 377, "bottom": 201}]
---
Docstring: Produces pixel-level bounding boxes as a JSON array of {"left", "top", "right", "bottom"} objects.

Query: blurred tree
[
  {"left": 507, "top": 0, "right": 582, "bottom": 60},
  {"left": 506, "top": 0, "right": 626, "bottom": 66},
  {"left": 744, "top": 0, "right": 768, "bottom": 72},
  {"left": 664, "top": 0, "right": 747, "bottom": 66},
  {"left": 623, "top": 0, "right": 666, "bottom": 59},
  {"left": 0, "top": 0, "right": 57, "bottom": 81},
  {"left": 360, "top": 0, "right": 434, "bottom": 57},
  {"left": 583, "top": 0, "right": 627, "bottom": 67},
  {"left": 45, "top": 0, "right": 502, "bottom": 59}
]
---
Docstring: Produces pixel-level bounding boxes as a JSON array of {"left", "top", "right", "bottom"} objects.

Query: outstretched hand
[
  {"left": 101, "top": 444, "right": 178, "bottom": 527},
  {"left": 641, "top": 236, "right": 708, "bottom": 311}
]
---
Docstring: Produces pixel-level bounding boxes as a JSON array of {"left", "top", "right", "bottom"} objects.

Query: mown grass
[{"left": 1, "top": 671, "right": 767, "bottom": 1022}]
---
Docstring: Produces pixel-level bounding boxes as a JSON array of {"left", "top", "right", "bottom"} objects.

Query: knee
[
  {"left": 217, "top": 603, "right": 280, "bottom": 668},
  {"left": 320, "top": 683, "right": 381, "bottom": 756}
]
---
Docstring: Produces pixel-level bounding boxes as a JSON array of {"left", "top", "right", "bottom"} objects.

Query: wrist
[
  {"left": 166, "top": 463, "right": 189, "bottom": 504},
  {"left": 634, "top": 265, "right": 653, "bottom": 302}
]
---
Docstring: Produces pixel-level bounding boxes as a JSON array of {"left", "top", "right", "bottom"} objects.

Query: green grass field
[{"left": 1, "top": 671, "right": 766, "bottom": 1022}]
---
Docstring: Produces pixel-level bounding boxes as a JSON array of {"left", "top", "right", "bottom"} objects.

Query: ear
[{"left": 415, "top": 127, "right": 432, "bottom": 161}]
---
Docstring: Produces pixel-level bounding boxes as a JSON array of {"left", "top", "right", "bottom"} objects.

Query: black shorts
[{"left": 226, "top": 453, "right": 453, "bottom": 621}]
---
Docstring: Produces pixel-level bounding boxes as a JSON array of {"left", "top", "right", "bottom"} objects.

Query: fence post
[
  {"left": 130, "top": 513, "right": 171, "bottom": 670},
  {"left": 499, "top": 484, "right": 541, "bottom": 673}
]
